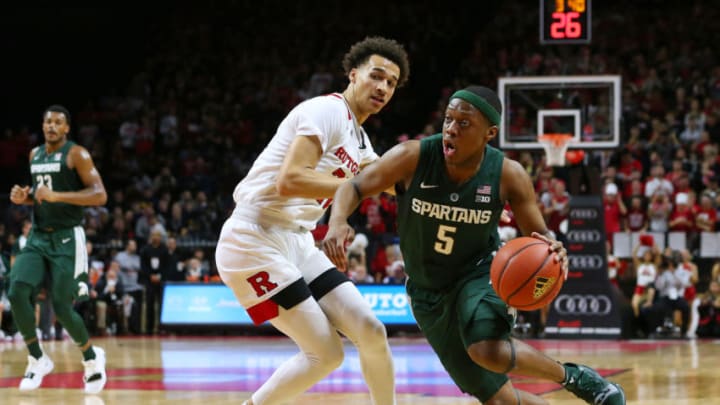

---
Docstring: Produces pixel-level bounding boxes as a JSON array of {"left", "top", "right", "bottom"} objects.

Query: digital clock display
[{"left": 540, "top": 0, "right": 591, "bottom": 44}]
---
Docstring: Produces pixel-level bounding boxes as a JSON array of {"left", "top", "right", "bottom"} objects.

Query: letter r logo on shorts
[{"left": 247, "top": 271, "right": 279, "bottom": 297}]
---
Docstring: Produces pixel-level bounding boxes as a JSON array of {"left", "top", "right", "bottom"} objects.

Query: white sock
[
  {"left": 319, "top": 282, "right": 396, "bottom": 405},
  {"left": 252, "top": 298, "right": 344, "bottom": 405}
]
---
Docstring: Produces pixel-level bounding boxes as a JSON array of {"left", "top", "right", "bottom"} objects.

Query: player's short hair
[
  {"left": 342, "top": 36, "right": 410, "bottom": 88},
  {"left": 44, "top": 104, "right": 71, "bottom": 126}
]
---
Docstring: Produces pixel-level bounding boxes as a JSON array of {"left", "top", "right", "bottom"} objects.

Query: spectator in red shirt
[
  {"left": 621, "top": 169, "right": 643, "bottom": 200},
  {"left": 665, "top": 159, "right": 687, "bottom": 190},
  {"left": 541, "top": 178, "right": 570, "bottom": 240},
  {"left": 668, "top": 192, "right": 695, "bottom": 232},
  {"left": 625, "top": 195, "right": 648, "bottom": 232},
  {"left": 617, "top": 149, "right": 643, "bottom": 186},
  {"left": 625, "top": 175, "right": 646, "bottom": 201},
  {"left": 604, "top": 183, "right": 627, "bottom": 241},
  {"left": 672, "top": 174, "right": 693, "bottom": 202},
  {"left": 359, "top": 196, "right": 387, "bottom": 235}
]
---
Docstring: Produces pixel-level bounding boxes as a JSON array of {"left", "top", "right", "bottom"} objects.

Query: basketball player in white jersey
[{"left": 215, "top": 37, "right": 409, "bottom": 405}]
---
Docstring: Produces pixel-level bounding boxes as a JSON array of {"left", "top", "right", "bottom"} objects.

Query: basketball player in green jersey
[
  {"left": 8, "top": 105, "right": 108, "bottom": 394},
  {"left": 323, "top": 87, "right": 625, "bottom": 404}
]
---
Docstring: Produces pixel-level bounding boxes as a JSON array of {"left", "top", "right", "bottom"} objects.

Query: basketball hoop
[{"left": 538, "top": 134, "right": 574, "bottom": 166}]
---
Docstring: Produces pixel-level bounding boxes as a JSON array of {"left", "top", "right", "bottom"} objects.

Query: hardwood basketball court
[{"left": 0, "top": 336, "right": 715, "bottom": 404}]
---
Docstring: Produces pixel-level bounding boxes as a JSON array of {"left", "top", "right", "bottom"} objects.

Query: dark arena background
[{"left": 1, "top": 2, "right": 720, "bottom": 403}]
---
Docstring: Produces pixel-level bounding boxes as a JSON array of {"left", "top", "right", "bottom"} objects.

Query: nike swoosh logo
[
  {"left": 420, "top": 182, "right": 439, "bottom": 189},
  {"left": 61, "top": 238, "right": 71, "bottom": 244}
]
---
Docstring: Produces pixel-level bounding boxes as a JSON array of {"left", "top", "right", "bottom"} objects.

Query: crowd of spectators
[{"left": 1, "top": 1, "right": 720, "bottom": 337}]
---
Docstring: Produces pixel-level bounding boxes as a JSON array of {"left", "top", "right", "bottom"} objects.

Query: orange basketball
[{"left": 490, "top": 237, "right": 564, "bottom": 311}]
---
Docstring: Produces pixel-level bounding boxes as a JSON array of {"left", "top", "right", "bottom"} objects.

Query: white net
[{"left": 538, "top": 134, "right": 573, "bottom": 166}]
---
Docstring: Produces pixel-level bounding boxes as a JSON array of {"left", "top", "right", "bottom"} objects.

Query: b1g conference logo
[{"left": 553, "top": 294, "right": 612, "bottom": 316}]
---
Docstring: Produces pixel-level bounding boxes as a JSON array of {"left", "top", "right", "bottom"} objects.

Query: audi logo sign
[
  {"left": 569, "top": 255, "right": 605, "bottom": 270},
  {"left": 554, "top": 294, "right": 612, "bottom": 315},
  {"left": 570, "top": 209, "right": 598, "bottom": 219},
  {"left": 566, "top": 230, "right": 603, "bottom": 243}
]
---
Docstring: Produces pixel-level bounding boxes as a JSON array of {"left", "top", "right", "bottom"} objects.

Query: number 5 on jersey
[{"left": 434, "top": 224, "right": 456, "bottom": 255}]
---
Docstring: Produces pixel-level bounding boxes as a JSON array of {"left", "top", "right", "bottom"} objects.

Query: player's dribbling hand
[
  {"left": 322, "top": 222, "right": 355, "bottom": 272},
  {"left": 531, "top": 231, "right": 569, "bottom": 280},
  {"left": 9, "top": 185, "right": 30, "bottom": 204}
]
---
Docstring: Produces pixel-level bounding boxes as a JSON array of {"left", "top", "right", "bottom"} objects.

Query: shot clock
[{"left": 540, "top": 0, "right": 591, "bottom": 44}]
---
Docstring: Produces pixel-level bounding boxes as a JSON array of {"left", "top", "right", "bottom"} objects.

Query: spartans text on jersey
[
  {"left": 410, "top": 198, "right": 493, "bottom": 224},
  {"left": 30, "top": 163, "right": 61, "bottom": 173}
]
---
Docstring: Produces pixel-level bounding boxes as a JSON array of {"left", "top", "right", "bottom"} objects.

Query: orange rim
[{"left": 537, "top": 133, "right": 573, "bottom": 146}]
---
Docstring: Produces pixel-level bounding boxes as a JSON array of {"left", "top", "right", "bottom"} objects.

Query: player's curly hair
[{"left": 342, "top": 36, "right": 410, "bottom": 88}]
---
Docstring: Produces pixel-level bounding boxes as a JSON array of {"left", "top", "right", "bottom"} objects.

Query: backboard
[{"left": 498, "top": 75, "right": 621, "bottom": 150}]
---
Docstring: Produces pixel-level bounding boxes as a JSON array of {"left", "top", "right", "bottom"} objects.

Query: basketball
[{"left": 490, "top": 237, "right": 564, "bottom": 311}]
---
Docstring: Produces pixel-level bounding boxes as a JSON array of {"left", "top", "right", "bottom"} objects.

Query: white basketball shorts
[{"left": 215, "top": 216, "right": 336, "bottom": 322}]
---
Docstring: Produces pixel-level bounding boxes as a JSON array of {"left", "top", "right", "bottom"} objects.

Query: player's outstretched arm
[
  {"left": 501, "top": 158, "right": 568, "bottom": 275},
  {"left": 323, "top": 140, "right": 419, "bottom": 271},
  {"left": 35, "top": 145, "right": 107, "bottom": 206},
  {"left": 501, "top": 159, "right": 547, "bottom": 235}
]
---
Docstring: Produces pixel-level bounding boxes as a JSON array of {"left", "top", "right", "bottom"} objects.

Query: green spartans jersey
[
  {"left": 397, "top": 134, "right": 504, "bottom": 291},
  {"left": 30, "top": 141, "right": 84, "bottom": 229}
]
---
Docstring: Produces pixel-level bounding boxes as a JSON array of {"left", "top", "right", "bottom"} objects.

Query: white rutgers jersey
[{"left": 233, "top": 93, "right": 379, "bottom": 231}]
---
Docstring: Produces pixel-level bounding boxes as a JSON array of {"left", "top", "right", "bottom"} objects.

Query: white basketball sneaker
[
  {"left": 19, "top": 354, "right": 55, "bottom": 390},
  {"left": 82, "top": 346, "right": 107, "bottom": 394}
]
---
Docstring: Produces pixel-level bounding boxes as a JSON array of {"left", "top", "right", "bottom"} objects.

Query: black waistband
[{"left": 34, "top": 226, "right": 75, "bottom": 233}]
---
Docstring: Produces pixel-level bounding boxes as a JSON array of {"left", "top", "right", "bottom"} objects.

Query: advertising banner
[
  {"left": 161, "top": 283, "right": 417, "bottom": 327},
  {"left": 544, "top": 195, "right": 622, "bottom": 338}
]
